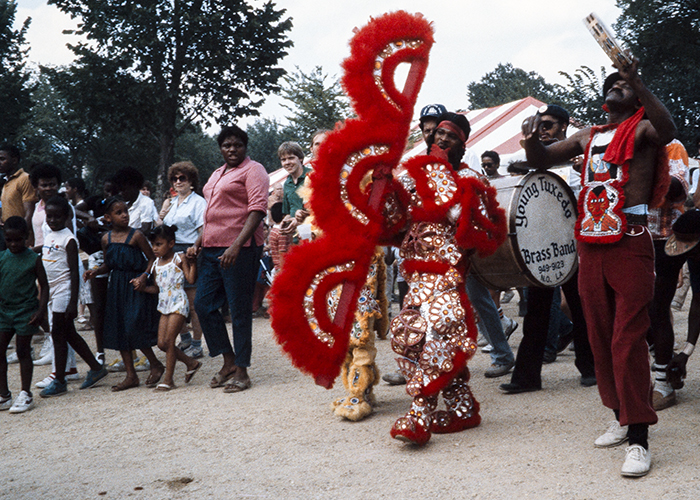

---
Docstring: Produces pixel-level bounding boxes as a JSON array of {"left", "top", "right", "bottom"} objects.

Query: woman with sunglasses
[{"left": 160, "top": 161, "right": 207, "bottom": 358}]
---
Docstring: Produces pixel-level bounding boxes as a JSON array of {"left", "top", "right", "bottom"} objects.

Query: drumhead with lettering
[{"left": 471, "top": 171, "right": 578, "bottom": 289}]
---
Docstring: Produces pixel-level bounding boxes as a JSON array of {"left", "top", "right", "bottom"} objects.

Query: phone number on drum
[{"left": 538, "top": 260, "right": 566, "bottom": 275}]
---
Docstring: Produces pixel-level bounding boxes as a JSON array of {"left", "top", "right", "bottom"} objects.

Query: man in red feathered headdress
[{"left": 522, "top": 58, "right": 676, "bottom": 478}]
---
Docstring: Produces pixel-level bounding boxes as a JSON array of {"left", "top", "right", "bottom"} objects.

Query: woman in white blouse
[{"left": 160, "top": 161, "right": 207, "bottom": 358}]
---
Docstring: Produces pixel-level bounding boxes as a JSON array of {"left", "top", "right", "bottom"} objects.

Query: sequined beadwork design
[
  {"left": 374, "top": 39, "right": 423, "bottom": 110},
  {"left": 303, "top": 262, "right": 356, "bottom": 347},
  {"left": 340, "top": 145, "right": 390, "bottom": 225}
]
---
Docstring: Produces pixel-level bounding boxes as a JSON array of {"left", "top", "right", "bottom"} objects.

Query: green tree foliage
[
  {"left": 467, "top": 63, "right": 563, "bottom": 109},
  {"left": 49, "top": 0, "right": 293, "bottom": 192},
  {"left": 22, "top": 67, "right": 219, "bottom": 199},
  {"left": 21, "top": 68, "right": 92, "bottom": 174},
  {"left": 280, "top": 66, "right": 350, "bottom": 146},
  {"left": 0, "top": 0, "right": 31, "bottom": 144},
  {"left": 556, "top": 66, "right": 608, "bottom": 127},
  {"left": 615, "top": 0, "right": 700, "bottom": 147},
  {"left": 246, "top": 117, "right": 297, "bottom": 173},
  {"left": 467, "top": 63, "right": 609, "bottom": 128},
  {"left": 173, "top": 124, "right": 222, "bottom": 191}
]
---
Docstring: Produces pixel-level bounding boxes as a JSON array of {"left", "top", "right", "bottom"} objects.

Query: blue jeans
[
  {"left": 545, "top": 287, "right": 572, "bottom": 355},
  {"left": 466, "top": 275, "right": 514, "bottom": 366},
  {"left": 195, "top": 246, "right": 262, "bottom": 367}
]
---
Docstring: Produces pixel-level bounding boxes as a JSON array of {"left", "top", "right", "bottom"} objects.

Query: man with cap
[
  {"left": 666, "top": 209, "right": 700, "bottom": 391},
  {"left": 500, "top": 104, "right": 596, "bottom": 394},
  {"left": 521, "top": 59, "right": 676, "bottom": 477},
  {"left": 536, "top": 104, "right": 570, "bottom": 145},
  {"left": 418, "top": 103, "right": 447, "bottom": 143}
]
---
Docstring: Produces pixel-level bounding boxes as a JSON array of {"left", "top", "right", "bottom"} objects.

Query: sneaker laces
[{"left": 625, "top": 445, "right": 646, "bottom": 462}]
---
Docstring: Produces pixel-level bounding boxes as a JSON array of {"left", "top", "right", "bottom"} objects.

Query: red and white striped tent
[{"left": 402, "top": 96, "right": 547, "bottom": 168}]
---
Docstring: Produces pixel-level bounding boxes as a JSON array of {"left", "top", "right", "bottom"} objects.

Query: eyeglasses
[
  {"left": 170, "top": 175, "right": 188, "bottom": 183},
  {"left": 538, "top": 120, "right": 558, "bottom": 131}
]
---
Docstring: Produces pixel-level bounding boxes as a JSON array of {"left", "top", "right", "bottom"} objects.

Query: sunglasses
[
  {"left": 539, "top": 120, "right": 558, "bottom": 131},
  {"left": 170, "top": 175, "right": 188, "bottom": 183}
]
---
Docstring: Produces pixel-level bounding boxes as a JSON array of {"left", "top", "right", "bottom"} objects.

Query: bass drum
[{"left": 470, "top": 170, "right": 578, "bottom": 289}]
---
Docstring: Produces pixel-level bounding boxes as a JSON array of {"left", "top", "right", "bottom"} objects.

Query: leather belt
[{"left": 625, "top": 213, "right": 648, "bottom": 226}]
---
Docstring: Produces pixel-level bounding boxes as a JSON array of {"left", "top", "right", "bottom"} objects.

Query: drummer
[{"left": 500, "top": 104, "right": 596, "bottom": 394}]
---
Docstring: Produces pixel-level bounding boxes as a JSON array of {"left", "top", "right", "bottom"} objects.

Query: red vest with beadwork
[{"left": 576, "top": 125, "right": 628, "bottom": 244}]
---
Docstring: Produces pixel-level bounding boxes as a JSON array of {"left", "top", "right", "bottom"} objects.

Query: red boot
[{"left": 391, "top": 394, "right": 437, "bottom": 445}]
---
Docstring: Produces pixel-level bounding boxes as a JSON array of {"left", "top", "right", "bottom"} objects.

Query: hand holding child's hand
[
  {"left": 83, "top": 270, "right": 95, "bottom": 281},
  {"left": 130, "top": 274, "right": 147, "bottom": 291}
]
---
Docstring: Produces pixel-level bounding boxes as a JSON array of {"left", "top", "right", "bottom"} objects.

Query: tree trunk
[{"left": 156, "top": 127, "right": 175, "bottom": 208}]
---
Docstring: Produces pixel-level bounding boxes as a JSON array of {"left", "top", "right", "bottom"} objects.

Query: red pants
[{"left": 578, "top": 226, "right": 657, "bottom": 426}]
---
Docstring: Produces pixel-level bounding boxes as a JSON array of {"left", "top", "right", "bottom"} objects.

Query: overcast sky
[{"left": 18, "top": 0, "right": 623, "bottom": 127}]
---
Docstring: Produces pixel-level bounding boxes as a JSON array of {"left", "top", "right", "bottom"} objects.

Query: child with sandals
[
  {"left": 84, "top": 196, "right": 165, "bottom": 391},
  {"left": 143, "top": 225, "right": 202, "bottom": 391}
]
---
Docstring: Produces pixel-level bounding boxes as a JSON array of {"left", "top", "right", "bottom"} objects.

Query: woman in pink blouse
[{"left": 188, "top": 125, "right": 269, "bottom": 393}]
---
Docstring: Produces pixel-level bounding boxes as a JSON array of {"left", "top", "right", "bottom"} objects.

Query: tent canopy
[{"left": 403, "top": 96, "right": 547, "bottom": 166}]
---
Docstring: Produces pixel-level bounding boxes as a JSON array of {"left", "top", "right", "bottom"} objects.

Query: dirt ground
[{"left": 3, "top": 297, "right": 700, "bottom": 499}]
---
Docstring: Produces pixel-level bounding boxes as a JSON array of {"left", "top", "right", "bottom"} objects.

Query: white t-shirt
[
  {"left": 33, "top": 201, "right": 78, "bottom": 247},
  {"left": 42, "top": 227, "right": 76, "bottom": 286},
  {"left": 162, "top": 191, "right": 207, "bottom": 244},
  {"left": 128, "top": 192, "right": 157, "bottom": 229},
  {"left": 42, "top": 227, "right": 77, "bottom": 312}
]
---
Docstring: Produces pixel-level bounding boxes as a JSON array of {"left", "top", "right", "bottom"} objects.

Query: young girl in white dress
[{"left": 145, "top": 225, "right": 201, "bottom": 391}]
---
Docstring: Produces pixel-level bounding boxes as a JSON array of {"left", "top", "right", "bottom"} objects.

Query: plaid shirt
[
  {"left": 648, "top": 140, "right": 689, "bottom": 240},
  {"left": 269, "top": 226, "right": 291, "bottom": 269}
]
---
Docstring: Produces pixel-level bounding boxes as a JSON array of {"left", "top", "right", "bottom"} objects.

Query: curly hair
[{"left": 168, "top": 161, "right": 200, "bottom": 192}]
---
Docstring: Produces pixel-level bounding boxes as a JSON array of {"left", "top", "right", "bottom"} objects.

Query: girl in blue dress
[{"left": 84, "top": 197, "right": 164, "bottom": 391}]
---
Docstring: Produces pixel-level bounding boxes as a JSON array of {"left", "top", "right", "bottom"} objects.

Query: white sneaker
[
  {"left": 594, "top": 420, "right": 629, "bottom": 448},
  {"left": 36, "top": 373, "right": 56, "bottom": 389},
  {"left": 621, "top": 444, "right": 651, "bottom": 477},
  {"left": 33, "top": 351, "right": 53, "bottom": 366},
  {"left": 501, "top": 290, "right": 515, "bottom": 303},
  {"left": 481, "top": 344, "right": 494, "bottom": 353},
  {"left": 9, "top": 390, "right": 35, "bottom": 413},
  {"left": 0, "top": 394, "right": 12, "bottom": 411},
  {"left": 8, "top": 347, "right": 36, "bottom": 363},
  {"left": 65, "top": 368, "right": 81, "bottom": 381}
]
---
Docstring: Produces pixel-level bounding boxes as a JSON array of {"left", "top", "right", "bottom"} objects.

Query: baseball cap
[
  {"left": 537, "top": 104, "right": 569, "bottom": 124},
  {"left": 419, "top": 103, "right": 447, "bottom": 124}
]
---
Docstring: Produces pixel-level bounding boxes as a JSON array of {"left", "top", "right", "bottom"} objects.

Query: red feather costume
[{"left": 270, "top": 11, "right": 506, "bottom": 445}]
